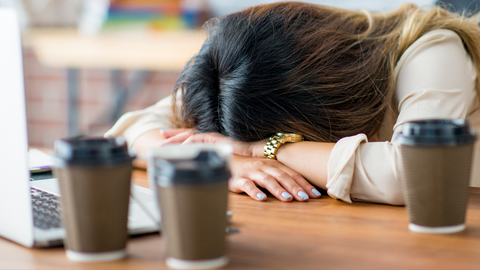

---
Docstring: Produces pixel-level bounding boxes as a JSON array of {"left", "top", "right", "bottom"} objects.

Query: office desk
[{"left": 1, "top": 169, "right": 480, "bottom": 269}]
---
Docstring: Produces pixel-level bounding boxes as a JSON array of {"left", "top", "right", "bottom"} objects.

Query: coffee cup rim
[
  {"left": 396, "top": 119, "right": 477, "bottom": 146},
  {"left": 147, "top": 143, "right": 233, "bottom": 161}
]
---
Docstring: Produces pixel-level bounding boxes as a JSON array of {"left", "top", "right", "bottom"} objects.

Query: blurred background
[{"left": 0, "top": 0, "right": 476, "bottom": 148}]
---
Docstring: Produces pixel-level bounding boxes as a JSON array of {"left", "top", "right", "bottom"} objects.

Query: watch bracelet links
[{"left": 263, "top": 132, "right": 304, "bottom": 159}]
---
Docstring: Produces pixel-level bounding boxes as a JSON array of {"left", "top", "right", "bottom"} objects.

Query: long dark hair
[{"left": 172, "top": 2, "right": 480, "bottom": 142}]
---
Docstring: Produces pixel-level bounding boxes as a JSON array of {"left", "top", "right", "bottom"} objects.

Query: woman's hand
[
  {"left": 159, "top": 128, "right": 198, "bottom": 142},
  {"left": 159, "top": 130, "right": 322, "bottom": 202},
  {"left": 230, "top": 155, "right": 322, "bottom": 202},
  {"left": 159, "top": 130, "right": 265, "bottom": 157}
]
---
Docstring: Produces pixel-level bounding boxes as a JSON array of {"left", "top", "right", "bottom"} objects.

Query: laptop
[
  {"left": 29, "top": 149, "right": 54, "bottom": 173},
  {"left": 0, "top": 8, "right": 159, "bottom": 248}
]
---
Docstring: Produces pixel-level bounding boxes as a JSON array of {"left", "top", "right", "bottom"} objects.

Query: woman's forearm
[{"left": 274, "top": 142, "right": 334, "bottom": 189}]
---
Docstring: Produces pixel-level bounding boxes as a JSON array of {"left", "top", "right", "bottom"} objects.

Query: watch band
[{"left": 263, "top": 132, "right": 304, "bottom": 159}]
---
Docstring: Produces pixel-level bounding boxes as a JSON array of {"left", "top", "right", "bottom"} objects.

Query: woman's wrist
[
  {"left": 130, "top": 129, "right": 167, "bottom": 157},
  {"left": 250, "top": 139, "right": 268, "bottom": 158}
]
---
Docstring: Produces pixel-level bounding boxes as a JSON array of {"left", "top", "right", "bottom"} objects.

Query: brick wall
[{"left": 23, "top": 48, "right": 178, "bottom": 148}]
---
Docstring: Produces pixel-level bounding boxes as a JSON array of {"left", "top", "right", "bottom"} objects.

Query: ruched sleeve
[
  {"left": 104, "top": 93, "right": 181, "bottom": 146},
  {"left": 326, "top": 29, "right": 478, "bottom": 205}
]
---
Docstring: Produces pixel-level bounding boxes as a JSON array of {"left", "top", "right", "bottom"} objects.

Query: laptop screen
[{"left": 0, "top": 8, "right": 35, "bottom": 247}]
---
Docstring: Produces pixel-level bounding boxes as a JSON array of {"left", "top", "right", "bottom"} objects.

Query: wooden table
[{"left": 2, "top": 169, "right": 480, "bottom": 269}]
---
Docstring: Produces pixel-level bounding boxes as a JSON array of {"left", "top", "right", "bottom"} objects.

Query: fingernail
[
  {"left": 256, "top": 193, "right": 266, "bottom": 200},
  {"left": 312, "top": 188, "right": 321, "bottom": 197},
  {"left": 298, "top": 191, "right": 309, "bottom": 200},
  {"left": 281, "top": 192, "right": 292, "bottom": 199},
  {"left": 160, "top": 129, "right": 169, "bottom": 131}
]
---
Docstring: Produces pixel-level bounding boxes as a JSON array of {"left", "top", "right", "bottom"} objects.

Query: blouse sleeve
[
  {"left": 104, "top": 93, "right": 182, "bottom": 146},
  {"left": 326, "top": 29, "right": 478, "bottom": 205}
]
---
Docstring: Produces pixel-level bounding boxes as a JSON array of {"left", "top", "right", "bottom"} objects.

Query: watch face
[{"left": 278, "top": 133, "right": 304, "bottom": 143}]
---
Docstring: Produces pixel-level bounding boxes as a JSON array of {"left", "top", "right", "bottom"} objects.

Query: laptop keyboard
[{"left": 30, "top": 188, "right": 62, "bottom": 230}]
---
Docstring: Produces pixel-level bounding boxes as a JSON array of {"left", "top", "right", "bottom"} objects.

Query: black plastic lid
[
  {"left": 54, "top": 136, "right": 134, "bottom": 167},
  {"left": 154, "top": 151, "right": 231, "bottom": 186},
  {"left": 396, "top": 119, "right": 477, "bottom": 146}
]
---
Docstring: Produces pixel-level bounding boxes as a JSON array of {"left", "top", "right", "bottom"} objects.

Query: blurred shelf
[
  {"left": 23, "top": 28, "right": 206, "bottom": 71},
  {"left": 22, "top": 28, "right": 207, "bottom": 136}
]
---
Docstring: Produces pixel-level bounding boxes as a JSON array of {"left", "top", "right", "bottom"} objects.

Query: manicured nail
[
  {"left": 312, "top": 188, "right": 321, "bottom": 197},
  {"left": 298, "top": 191, "right": 309, "bottom": 200},
  {"left": 282, "top": 192, "right": 292, "bottom": 199},
  {"left": 160, "top": 129, "right": 169, "bottom": 131},
  {"left": 256, "top": 193, "right": 266, "bottom": 200}
]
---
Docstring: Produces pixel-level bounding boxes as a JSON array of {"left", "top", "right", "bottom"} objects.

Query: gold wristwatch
[{"left": 264, "top": 132, "right": 304, "bottom": 159}]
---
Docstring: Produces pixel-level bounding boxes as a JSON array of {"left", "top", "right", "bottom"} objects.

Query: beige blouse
[{"left": 105, "top": 29, "right": 480, "bottom": 205}]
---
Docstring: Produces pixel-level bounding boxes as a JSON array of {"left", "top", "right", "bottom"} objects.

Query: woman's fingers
[
  {"left": 158, "top": 130, "right": 196, "bottom": 146},
  {"left": 263, "top": 164, "right": 322, "bottom": 199},
  {"left": 230, "top": 157, "right": 292, "bottom": 202},
  {"left": 160, "top": 128, "right": 196, "bottom": 139},
  {"left": 258, "top": 165, "right": 311, "bottom": 201},
  {"left": 288, "top": 171, "right": 322, "bottom": 199},
  {"left": 234, "top": 158, "right": 321, "bottom": 202},
  {"left": 182, "top": 132, "right": 226, "bottom": 145},
  {"left": 182, "top": 133, "right": 254, "bottom": 157},
  {"left": 252, "top": 171, "right": 294, "bottom": 202},
  {"left": 229, "top": 178, "right": 267, "bottom": 201}
]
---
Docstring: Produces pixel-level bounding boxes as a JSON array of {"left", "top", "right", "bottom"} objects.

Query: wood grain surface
[{"left": 1, "top": 169, "right": 480, "bottom": 269}]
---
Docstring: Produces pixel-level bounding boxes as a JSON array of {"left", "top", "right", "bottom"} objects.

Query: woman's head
[{"left": 173, "top": 2, "right": 480, "bottom": 142}]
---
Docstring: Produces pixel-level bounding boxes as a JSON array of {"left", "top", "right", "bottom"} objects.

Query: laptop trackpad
[{"left": 31, "top": 178, "right": 60, "bottom": 195}]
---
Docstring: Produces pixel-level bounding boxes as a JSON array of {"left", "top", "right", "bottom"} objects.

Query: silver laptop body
[{"left": 0, "top": 8, "right": 159, "bottom": 248}]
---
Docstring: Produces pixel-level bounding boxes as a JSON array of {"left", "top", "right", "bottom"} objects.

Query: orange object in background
[{"left": 105, "top": 0, "right": 210, "bottom": 31}]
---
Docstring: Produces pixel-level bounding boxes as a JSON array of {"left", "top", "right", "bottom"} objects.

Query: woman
[{"left": 105, "top": 2, "right": 480, "bottom": 204}]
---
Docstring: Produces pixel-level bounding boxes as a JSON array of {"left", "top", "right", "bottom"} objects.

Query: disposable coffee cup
[
  {"left": 396, "top": 119, "right": 476, "bottom": 234},
  {"left": 53, "top": 136, "right": 134, "bottom": 262},
  {"left": 148, "top": 144, "right": 232, "bottom": 269}
]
